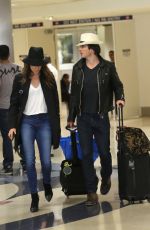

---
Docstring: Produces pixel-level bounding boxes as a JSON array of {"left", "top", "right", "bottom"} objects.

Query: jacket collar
[{"left": 76, "top": 55, "right": 105, "bottom": 69}]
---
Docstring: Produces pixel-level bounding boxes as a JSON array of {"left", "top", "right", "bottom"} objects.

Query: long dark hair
[{"left": 21, "top": 63, "right": 55, "bottom": 87}]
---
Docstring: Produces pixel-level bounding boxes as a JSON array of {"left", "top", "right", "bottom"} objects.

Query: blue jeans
[
  {"left": 77, "top": 113, "right": 112, "bottom": 193},
  {"left": 20, "top": 113, "right": 52, "bottom": 194},
  {"left": 0, "top": 109, "right": 13, "bottom": 168}
]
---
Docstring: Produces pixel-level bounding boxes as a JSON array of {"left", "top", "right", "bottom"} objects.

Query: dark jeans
[
  {"left": 0, "top": 109, "right": 13, "bottom": 168},
  {"left": 77, "top": 113, "right": 112, "bottom": 193},
  {"left": 19, "top": 143, "right": 26, "bottom": 167},
  {"left": 20, "top": 113, "right": 52, "bottom": 194}
]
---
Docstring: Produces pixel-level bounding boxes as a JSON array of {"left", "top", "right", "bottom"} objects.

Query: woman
[{"left": 8, "top": 47, "right": 60, "bottom": 212}]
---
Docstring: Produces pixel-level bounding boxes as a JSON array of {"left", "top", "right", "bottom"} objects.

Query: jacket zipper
[
  {"left": 97, "top": 67, "right": 101, "bottom": 114},
  {"left": 79, "top": 69, "right": 84, "bottom": 115}
]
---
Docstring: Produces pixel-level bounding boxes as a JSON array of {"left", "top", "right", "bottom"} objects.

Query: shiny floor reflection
[{"left": 0, "top": 110, "right": 150, "bottom": 230}]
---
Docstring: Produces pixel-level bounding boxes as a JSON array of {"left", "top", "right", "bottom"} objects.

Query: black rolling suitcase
[
  {"left": 60, "top": 127, "right": 98, "bottom": 196},
  {"left": 117, "top": 106, "right": 150, "bottom": 203}
]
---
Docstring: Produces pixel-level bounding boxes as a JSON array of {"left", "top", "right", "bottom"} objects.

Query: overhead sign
[
  {"left": 13, "top": 22, "right": 43, "bottom": 29},
  {"left": 53, "top": 15, "right": 133, "bottom": 26}
]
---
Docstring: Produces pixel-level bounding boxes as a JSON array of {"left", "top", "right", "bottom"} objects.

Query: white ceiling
[
  {"left": 11, "top": 0, "right": 150, "bottom": 23},
  {"left": 11, "top": 0, "right": 85, "bottom": 8}
]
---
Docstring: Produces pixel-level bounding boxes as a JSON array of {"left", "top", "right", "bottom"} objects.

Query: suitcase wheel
[
  {"left": 128, "top": 198, "right": 135, "bottom": 204},
  {"left": 146, "top": 195, "right": 150, "bottom": 202},
  {"left": 128, "top": 200, "right": 134, "bottom": 204},
  {"left": 120, "top": 200, "right": 124, "bottom": 207}
]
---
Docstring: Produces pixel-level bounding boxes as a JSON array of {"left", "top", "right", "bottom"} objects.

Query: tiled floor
[{"left": 0, "top": 104, "right": 150, "bottom": 230}]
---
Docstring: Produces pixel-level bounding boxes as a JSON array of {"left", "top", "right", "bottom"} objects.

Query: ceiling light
[{"left": 48, "top": 16, "right": 53, "bottom": 21}]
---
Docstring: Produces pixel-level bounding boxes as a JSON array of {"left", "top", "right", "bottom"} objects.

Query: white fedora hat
[{"left": 76, "top": 33, "right": 103, "bottom": 46}]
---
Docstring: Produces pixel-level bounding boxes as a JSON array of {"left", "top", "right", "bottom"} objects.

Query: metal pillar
[{"left": 0, "top": 0, "right": 14, "bottom": 61}]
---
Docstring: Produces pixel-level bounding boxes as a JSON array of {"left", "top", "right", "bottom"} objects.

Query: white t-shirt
[{"left": 23, "top": 83, "right": 47, "bottom": 115}]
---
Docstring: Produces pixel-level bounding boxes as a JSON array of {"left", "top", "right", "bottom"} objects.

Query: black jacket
[
  {"left": 8, "top": 73, "right": 61, "bottom": 150},
  {"left": 68, "top": 56, "right": 124, "bottom": 122}
]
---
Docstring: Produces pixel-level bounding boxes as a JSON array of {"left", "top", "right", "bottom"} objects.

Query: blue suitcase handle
[{"left": 66, "top": 125, "right": 77, "bottom": 133}]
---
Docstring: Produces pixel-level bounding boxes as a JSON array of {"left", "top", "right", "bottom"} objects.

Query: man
[
  {"left": 67, "top": 33, "right": 125, "bottom": 206},
  {"left": 0, "top": 45, "right": 26, "bottom": 174},
  {"left": 108, "top": 50, "right": 115, "bottom": 64}
]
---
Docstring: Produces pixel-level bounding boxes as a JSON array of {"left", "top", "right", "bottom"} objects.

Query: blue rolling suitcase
[{"left": 60, "top": 127, "right": 98, "bottom": 196}]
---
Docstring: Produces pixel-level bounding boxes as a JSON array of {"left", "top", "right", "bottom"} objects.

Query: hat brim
[
  {"left": 76, "top": 40, "right": 103, "bottom": 46},
  {"left": 23, "top": 57, "right": 48, "bottom": 66}
]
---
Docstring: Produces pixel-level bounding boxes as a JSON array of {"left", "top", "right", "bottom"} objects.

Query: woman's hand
[{"left": 8, "top": 128, "right": 16, "bottom": 140}]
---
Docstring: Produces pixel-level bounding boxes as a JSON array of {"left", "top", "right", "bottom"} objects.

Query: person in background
[
  {"left": 8, "top": 47, "right": 60, "bottom": 212},
  {"left": 67, "top": 33, "right": 125, "bottom": 206},
  {"left": 0, "top": 45, "right": 26, "bottom": 175},
  {"left": 108, "top": 50, "right": 118, "bottom": 116},
  {"left": 108, "top": 50, "right": 115, "bottom": 64},
  {"left": 61, "top": 73, "right": 70, "bottom": 112}
]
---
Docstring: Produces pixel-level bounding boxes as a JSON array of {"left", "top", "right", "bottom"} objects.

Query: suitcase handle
[
  {"left": 66, "top": 126, "right": 79, "bottom": 162},
  {"left": 66, "top": 125, "right": 77, "bottom": 132},
  {"left": 118, "top": 104, "right": 124, "bottom": 130},
  {"left": 117, "top": 104, "right": 124, "bottom": 153}
]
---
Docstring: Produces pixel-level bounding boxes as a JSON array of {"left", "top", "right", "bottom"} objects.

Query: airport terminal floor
[{"left": 0, "top": 104, "right": 150, "bottom": 230}]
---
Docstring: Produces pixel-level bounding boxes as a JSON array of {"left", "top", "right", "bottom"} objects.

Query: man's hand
[
  {"left": 67, "top": 121, "right": 75, "bottom": 128},
  {"left": 66, "top": 121, "right": 77, "bottom": 132},
  {"left": 116, "top": 100, "right": 125, "bottom": 107}
]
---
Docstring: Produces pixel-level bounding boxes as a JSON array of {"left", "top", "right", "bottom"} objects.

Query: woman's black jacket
[
  {"left": 8, "top": 73, "right": 61, "bottom": 151},
  {"left": 68, "top": 56, "right": 125, "bottom": 122}
]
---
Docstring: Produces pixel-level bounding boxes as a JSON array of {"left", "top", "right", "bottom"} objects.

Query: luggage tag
[{"left": 63, "top": 161, "right": 72, "bottom": 175}]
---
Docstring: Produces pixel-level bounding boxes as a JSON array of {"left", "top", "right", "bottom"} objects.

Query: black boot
[
  {"left": 30, "top": 193, "right": 39, "bottom": 212},
  {"left": 100, "top": 177, "right": 111, "bottom": 195},
  {"left": 43, "top": 184, "right": 53, "bottom": 202}
]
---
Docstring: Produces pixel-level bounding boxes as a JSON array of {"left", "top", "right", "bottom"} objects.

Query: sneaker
[
  {"left": 0, "top": 166, "right": 13, "bottom": 175},
  {"left": 100, "top": 177, "right": 111, "bottom": 195},
  {"left": 85, "top": 193, "right": 98, "bottom": 206}
]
